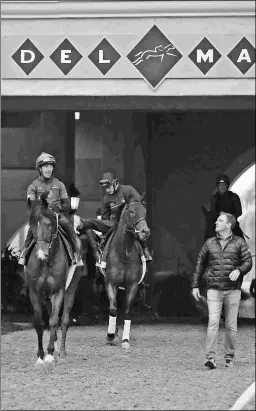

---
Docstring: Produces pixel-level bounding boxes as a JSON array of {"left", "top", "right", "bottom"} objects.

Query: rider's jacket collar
[{"left": 38, "top": 175, "right": 54, "bottom": 183}]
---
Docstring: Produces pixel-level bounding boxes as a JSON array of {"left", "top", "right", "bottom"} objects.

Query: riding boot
[
  {"left": 86, "top": 229, "right": 101, "bottom": 264},
  {"left": 59, "top": 218, "right": 82, "bottom": 264},
  {"left": 140, "top": 242, "right": 153, "bottom": 262}
]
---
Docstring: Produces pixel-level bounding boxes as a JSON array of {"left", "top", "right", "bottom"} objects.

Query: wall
[
  {"left": 149, "top": 110, "right": 255, "bottom": 272},
  {"left": 74, "top": 110, "right": 147, "bottom": 219},
  {"left": 1, "top": 111, "right": 75, "bottom": 248}
]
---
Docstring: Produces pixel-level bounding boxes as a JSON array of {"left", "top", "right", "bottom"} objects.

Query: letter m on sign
[
  {"left": 188, "top": 37, "right": 222, "bottom": 74},
  {"left": 12, "top": 39, "right": 44, "bottom": 75}
]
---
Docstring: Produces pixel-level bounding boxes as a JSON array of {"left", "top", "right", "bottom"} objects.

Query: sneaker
[
  {"left": 225, "top": 359, "right": 234, "bottom": 368},
  {"left": 204, "top": 357, "right": 216, "bottom": 369},
  {"left": 18, "top": 257, "right": 26, "bottom": 266}
]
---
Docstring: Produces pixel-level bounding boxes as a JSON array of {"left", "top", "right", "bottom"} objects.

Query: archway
[{"left": 230, "top": 163, "right": 255, "bottom": 286}]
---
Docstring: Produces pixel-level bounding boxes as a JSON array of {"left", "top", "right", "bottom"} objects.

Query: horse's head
[
  {"left": 29, "top": 192, "right": 57, "bottom": 262},
  {"left": 124, "top": 201, "right": 150, "bottom": 242}
]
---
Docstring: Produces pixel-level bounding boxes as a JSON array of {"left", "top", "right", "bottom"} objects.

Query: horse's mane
[{"left": 29, "top": 192, "right": 50, "bottom": 225}]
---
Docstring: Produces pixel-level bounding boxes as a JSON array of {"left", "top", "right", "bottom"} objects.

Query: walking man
[{"left": 192, "top": 212, "right": 252, "bottom": 369}]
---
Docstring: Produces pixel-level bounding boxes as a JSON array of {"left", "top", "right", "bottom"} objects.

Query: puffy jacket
[{"left": 191, "top": 235, "right": 252, "bottom": 291}]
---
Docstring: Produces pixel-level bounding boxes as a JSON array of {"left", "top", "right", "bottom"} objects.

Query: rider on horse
[
  {"left": 77, "top": 169, "right": 153, "bottom": 265},
  {"left": 19, "top": 152, "right": 82, "bottom": 265},
  {"left": 207, "top": 173, "right": 245, "bottom": 239}
]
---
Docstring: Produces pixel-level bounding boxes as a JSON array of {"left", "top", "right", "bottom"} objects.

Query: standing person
[
  {"left": 77, "top": 169, "right": 152, "bottom": 265},
  {"left": 205, "top": 173, "right": 245, "bottom": 240},
  {"left": 19, "top": 153, "right": 82, "bottom": 266},
  {"left": 191, "top": 212, "right": 252, "bottom": 369}
]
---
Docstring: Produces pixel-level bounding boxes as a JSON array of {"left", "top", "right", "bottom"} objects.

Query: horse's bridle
[
  {"left": 35, "top": 212, "right": 59, "bottom": 251},
  {"left": 124, "top": 201, "right": 146, "bottom": 236}
]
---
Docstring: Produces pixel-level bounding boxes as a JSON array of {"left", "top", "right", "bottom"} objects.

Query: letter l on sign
[{"left": 99, "top": 50, "right": 110, "bottom": 64}]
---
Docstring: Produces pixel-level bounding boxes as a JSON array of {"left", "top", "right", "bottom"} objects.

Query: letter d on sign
[{"left": 21, "top": 50, "right": 35, "bottom": 64}]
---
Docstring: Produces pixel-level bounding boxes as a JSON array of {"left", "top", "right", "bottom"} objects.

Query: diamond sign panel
[
  {"left": 88, "top": 38, "right": 121, "bottom": 75},
  {"left": 227, "top": 37, "right": 255, "bottom": 74},
  {"left": 127, "top": 25, "right": 182, "bottom": 89},
  {"left": 50, "top": 39, "right": 82, "bottom": 75},
  {"left": 188, "top": 38, "right": 221, "bottom": 75},
  {"left": 12, "top": 38, "right": 44, "bottom": 75}
]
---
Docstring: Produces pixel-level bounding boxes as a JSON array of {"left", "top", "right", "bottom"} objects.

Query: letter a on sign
[
  {"left": 227, "top": 37, "right": 255, "bottom": 74},
  {"left": 237, "top": 49, "right": 251, "bottom": 63}
]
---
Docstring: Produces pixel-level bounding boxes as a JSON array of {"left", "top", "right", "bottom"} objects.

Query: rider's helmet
[
  {"left": 100, "top": 169, "right": 118, "bottom": 189},
  {"left": 216, "top": 173, "right": 230, "bottom": 187},
  {"left": 36, "top": 152, "right": 56, "bottom": 171}
]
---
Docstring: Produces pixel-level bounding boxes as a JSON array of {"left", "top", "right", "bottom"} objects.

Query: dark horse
[
  {"left": 104, "top": 200, "right": 150, "bottom": 349},
  {"left": 25, "top": 193, "right": 82, "bottom": 369}
]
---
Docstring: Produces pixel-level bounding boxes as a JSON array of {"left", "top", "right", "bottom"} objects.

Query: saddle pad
[{"left": 58, "top": 226, "right": 74, "bottom": 265}]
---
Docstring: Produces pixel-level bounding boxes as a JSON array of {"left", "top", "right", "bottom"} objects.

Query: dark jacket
[
  {"left": 101, "top": 184, "right": 141, "bottom": 222},
  {"left": 191, "top": 234, "right": 252, "bottom": 291},
  {"left": 210, "top": 190, "right": 242, "bottom": 220}
]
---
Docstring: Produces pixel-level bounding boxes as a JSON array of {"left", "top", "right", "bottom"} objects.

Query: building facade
[{"left": 1, "top": 1, "right": 255, "bottom": 298}]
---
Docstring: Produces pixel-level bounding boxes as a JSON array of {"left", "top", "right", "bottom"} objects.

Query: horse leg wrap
[
  {"left": 122, "top": 320, "right": 131, "bottom": 342},
  {"left": 108, "top": 315, "right": 117, "bottom": 334}
]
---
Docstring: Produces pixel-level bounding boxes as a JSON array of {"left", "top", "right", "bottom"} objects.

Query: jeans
[{"left": 206, "top": 289, "right": 241, "bottom": 360}]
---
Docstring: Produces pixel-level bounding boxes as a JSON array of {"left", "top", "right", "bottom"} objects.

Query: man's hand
[
  {"left": 192, "top": 287, "right": 201, "bottom": 301},
  {"left": 229, "top": 269, "right": 241, "bottom": 281}
]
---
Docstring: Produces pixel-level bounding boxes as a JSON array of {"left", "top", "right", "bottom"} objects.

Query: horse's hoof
[
  {"left": 43, "top": 354, "right": 55, "bottom": 370},
  {"left": 106, "top": 333, "right": 115, "bottom": 342},
  {"left": 35, "top": 357, "right": 44, "bottom": 370},
  {"left": 122, "top": 340, "right": 130, "bottom": 349}
]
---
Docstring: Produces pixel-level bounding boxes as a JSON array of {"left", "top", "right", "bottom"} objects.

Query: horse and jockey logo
[
  {"left": 127, "top": 25, "right": 182, "bottom": 89},
  {"left": 132, "top": 43, "right": 178, "bottom": 66}
]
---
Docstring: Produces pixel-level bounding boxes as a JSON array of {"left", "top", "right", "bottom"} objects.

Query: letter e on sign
[{"left": 50, "top": 39, "right": 82, "bottom": 75}]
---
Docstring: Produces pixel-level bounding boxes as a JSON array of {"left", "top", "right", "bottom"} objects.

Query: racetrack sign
[
  {"left": 11, "top": 38, "right": 44, "bottom": 75},
  {"left": 50, "top": 38, "right": 83, "bottom": 75},
  {"left": 127, "top": 25, "right": 182, "bottom": 89},
  {"left": 88, "top": 38, "right": 121, "bottom": 75},
  {"left": 227, "top": 37, "right": 256, "bottom": 74}
]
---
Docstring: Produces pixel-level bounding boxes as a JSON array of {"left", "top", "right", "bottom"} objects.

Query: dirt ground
[{"left": 1, "top": 318, "right": 255, "bottom": 410}]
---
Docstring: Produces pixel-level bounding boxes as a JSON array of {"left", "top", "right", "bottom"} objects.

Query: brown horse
[
  {"left": 25, "top": 193, "right": 82, "bottom": 370},
  {"left": 103, "top": 200, "right": 150, "bottom": 349}
]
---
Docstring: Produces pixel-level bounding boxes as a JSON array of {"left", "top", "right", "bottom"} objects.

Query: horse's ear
[
  {"left": 140, "top": 192, "right": 146, "bottom": 202},
  {"left": 201, "top": 205, "right": 209, "bottom": 216}
]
